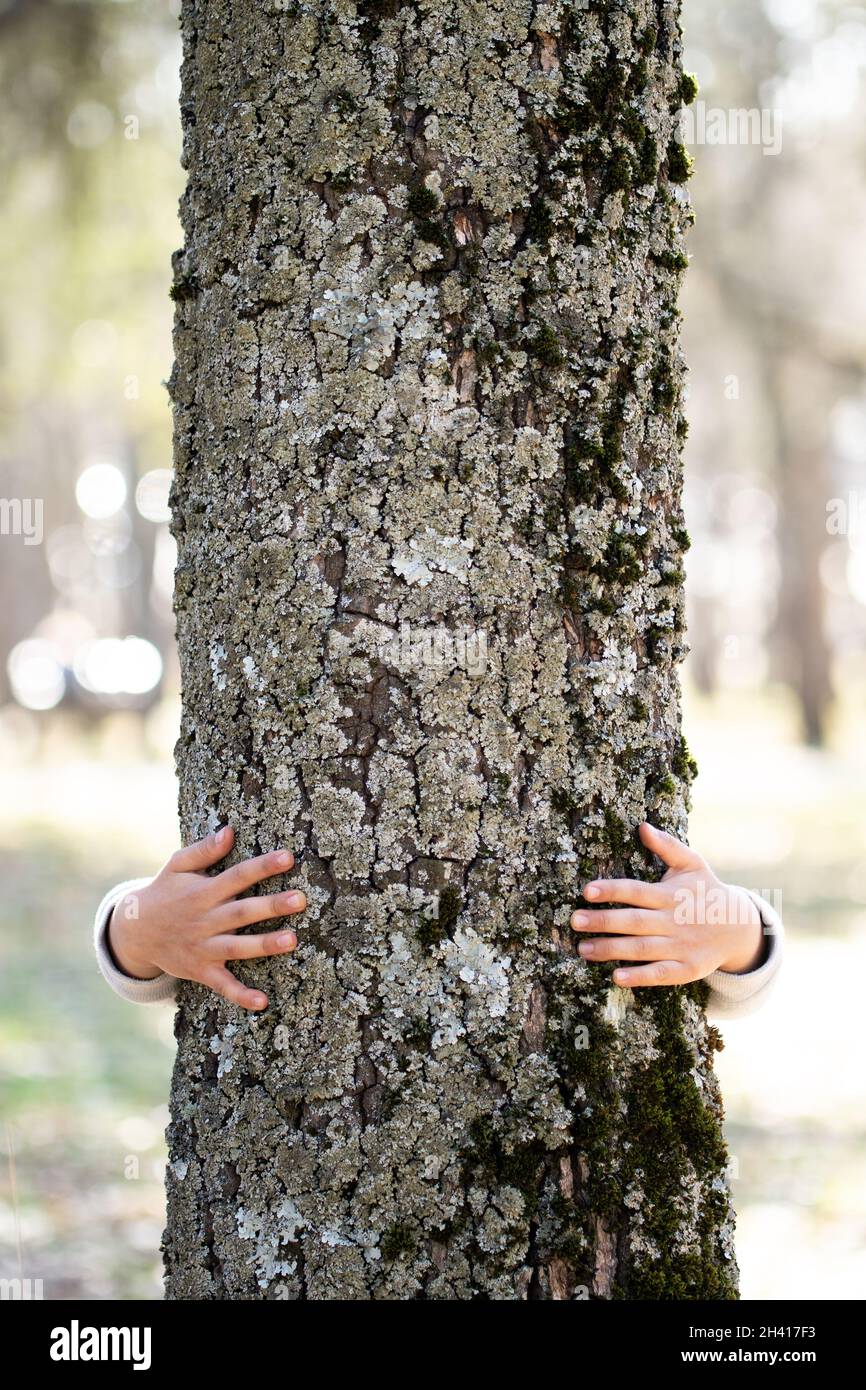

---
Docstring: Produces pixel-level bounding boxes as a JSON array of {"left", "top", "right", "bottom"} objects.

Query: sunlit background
[{"left": 0, "top": 0, "right": 864, "bottom": 1300}]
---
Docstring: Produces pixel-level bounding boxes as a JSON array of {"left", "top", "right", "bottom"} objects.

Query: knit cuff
[{"left": 93, "top": 877, "right": 179, "bottom": 1006}]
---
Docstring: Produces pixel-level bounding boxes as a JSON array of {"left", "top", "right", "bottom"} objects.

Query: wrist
[
  {"left": 107, "top": 898, "right": 162, "bottom": 981},
  {"left": 717, "top": 888, "right": 766, "bottom": 974}
]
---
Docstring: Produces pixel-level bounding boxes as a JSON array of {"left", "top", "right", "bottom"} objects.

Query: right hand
[{"left": 107, "top": 825, "right": 307, "bottom": 1010}]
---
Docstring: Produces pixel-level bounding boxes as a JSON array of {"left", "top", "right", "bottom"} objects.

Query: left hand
[{"left": 570, "top": 822, "right": 765, "bottom": 989}]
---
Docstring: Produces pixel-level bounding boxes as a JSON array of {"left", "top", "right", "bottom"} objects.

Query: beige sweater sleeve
[
  {"left": 93, "top": 879, "right": 783, "bottom": 1017},
  {"left": 93, "top": 877, "right": 177, "bottom": 1006}
]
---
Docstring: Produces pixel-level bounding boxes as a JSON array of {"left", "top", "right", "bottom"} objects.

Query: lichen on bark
[{"left": 163, "top": 0, "right": 737, "bottom": 1300}]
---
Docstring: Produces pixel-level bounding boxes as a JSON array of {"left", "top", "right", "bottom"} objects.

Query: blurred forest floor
[{"left": 0, "top": 686, "right": 863, "bottom": 1299}]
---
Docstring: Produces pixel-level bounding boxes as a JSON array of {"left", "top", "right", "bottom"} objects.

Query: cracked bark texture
[{"left": 164, "top": 0, "right": 738, "bottom": 1300}]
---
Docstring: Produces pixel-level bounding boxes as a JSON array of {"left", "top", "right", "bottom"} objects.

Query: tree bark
[{"left": 164, "top": 0, "right": 737, "bottom": 1300}]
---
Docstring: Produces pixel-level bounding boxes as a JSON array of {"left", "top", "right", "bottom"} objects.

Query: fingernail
[
  {"left": 571, "top": 911, "right": 590, "bottom": 928},
  {"left": 584, "top": 884, "right": 599, "bottom": 899},
  {"left": 578, "top": 941, "right": 594, "bottom": 957},
  {"left": 276, "top": 850, "right": 292, "bottom": 867},
  {"left": 252, "top": 994, "right": 268, "bottom": 1008},
  {"left": 613, "top": 970, "right": 628, "bottom": 985},
  {"left": 276, "top": 932, "right": 296, "bottom": 949},
  {"left": 216, "top": 826, "right": 229, "bottom": 842},
  {"left": 284, "top": 891, "right": 306, "bottom": 910}
]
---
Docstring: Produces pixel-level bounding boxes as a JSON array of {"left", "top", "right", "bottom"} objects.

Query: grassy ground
[
  {"left": 0, "top": 689, "right": 862, "bottom": 1299},
  {"left": 0, "top": 737, "right": 178, "bottom": 1301}
]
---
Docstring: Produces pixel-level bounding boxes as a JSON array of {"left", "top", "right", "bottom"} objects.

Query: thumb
[
  {"left": 168, "top": 825, "right": 234, "bottom": 873},
  {"left": 639, "top": 821, "right": 703, "bottom": 873}
]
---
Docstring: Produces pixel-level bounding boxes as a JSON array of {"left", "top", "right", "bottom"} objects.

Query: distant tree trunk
[
  {"left": 164, "top": 0, "right": 737, "bottom": 1300},
  {"left": 768, "top": 357, "right": 833, "bottom": 746}
]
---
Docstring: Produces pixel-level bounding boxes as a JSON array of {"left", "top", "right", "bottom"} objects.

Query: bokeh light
[
  {"left": 75, "top": 462, "right": 127, "bottom": 520},
  {"left": 846, "top": 548, "right": 866, "bottom": 606},
  {"left": 7, "top": 639, "right": 66, "bottom": 711},
  {"left": 135, "top": 468, "right": 173, "bottom": 523},
  {"left": 73, "top": 636, "right": 163, "bottom": 697}
]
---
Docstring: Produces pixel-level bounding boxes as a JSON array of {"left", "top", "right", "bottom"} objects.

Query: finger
[
  {"left": 612, "top": 960, "right": 694, "bottom": 989},
  {"left": 570, "top": 907, "right": 660, "bottom": 935},
  {"left": 581, "top": 878, "right": 670, "bottom": 909},
  {"left": 578, "top": 935, "right": 674, "bottom": 963},
  {"left": 201, "top": 965, "right": 269, "bottom": 1011},
  {"left": 215, "top": 891, "right": 307, "bottom": 930},
  {"left": 211, "top": 848, "right": 296, "bottom": 901},
  {"left": 169, "top": 825, "right": 234, "bottom": 873},
  {"left": 210, "top": 929, "right": 298, "bottom": 961},
  {"left": 638, "top": 821, "right": 704, "bottom": 873}
]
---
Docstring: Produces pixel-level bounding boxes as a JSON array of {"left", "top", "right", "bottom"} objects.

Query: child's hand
[
  {"left": 107, "top": 826, "right": 306, "bottom": 1011},
  {"left": 570, "top": 821, "right": 765, "bottom": 989}
]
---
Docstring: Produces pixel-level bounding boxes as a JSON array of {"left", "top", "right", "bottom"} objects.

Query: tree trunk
[
  {"left": 164, "top": 0, "right": 737, "bottom": 1300},
  {"left": 768, "top": 356, "right": 833, "bottom": 747}
]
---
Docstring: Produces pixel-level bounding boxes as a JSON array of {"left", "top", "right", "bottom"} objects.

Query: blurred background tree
[
  {"left": 681, "top": 0, "right": 866, "bottom": 745},
  {"left": 1, "top": 0, "right": 864, "bottom": 1301},
  {"left": 0, "top": 0, "right": 182, "bottom": 728}
]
